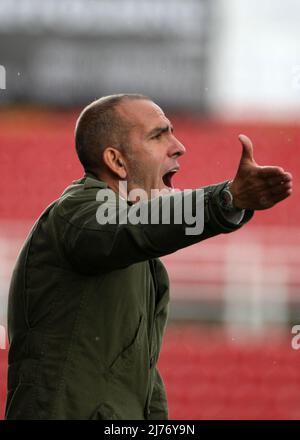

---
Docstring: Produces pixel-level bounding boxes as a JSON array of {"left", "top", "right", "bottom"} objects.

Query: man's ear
[{"left": 102, "top": 147, "right": 127, "bottom": 179}]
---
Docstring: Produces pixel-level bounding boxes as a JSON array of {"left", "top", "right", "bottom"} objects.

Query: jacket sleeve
[{"left": 58, "top": 181, "right": 253, "bottom": 274}]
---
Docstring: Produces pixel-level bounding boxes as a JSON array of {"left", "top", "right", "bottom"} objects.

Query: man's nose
[{"left": 169, "top": 137, "right": 186, "bottom": 158}]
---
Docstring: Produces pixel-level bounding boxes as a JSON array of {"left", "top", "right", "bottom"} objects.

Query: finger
[
  {"left": 257, "top": 166, "right": 285, "bottom": 177},
  {"left": 267, "top": 176, "right": 288, "bottom": 187},
  {"left": 260, "top": 188, "right": 291, "bottom": 209},
  {"left": 282, "top": 172, "right": 293, "bottom": 182},
  {"left": 238, "top": 134, "right": 254, "bottom": 162},
  {"left": 238, "top": 134, "right": 253, "bottom": 149},
  {"left": 271, "top": 190, "right": 292, "bottom": 205},
  {"left": 267, "top": 176, "right": 293, "bottom": 187},
  {"left": 270, "top": 182, "right": 293, "bottom": 195}
]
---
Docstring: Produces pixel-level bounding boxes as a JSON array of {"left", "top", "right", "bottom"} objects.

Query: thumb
[{"left": 238, "top": 134, "right": 255, "bottom": 163}]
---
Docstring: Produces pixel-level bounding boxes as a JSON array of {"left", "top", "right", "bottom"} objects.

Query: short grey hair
[{"left": 74, "top": 93, "right": 150, "bottom": 173}]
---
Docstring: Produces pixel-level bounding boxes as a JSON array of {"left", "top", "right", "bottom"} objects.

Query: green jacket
[{"left": 6, "top": 174, "right": 253, "bottom": 420}]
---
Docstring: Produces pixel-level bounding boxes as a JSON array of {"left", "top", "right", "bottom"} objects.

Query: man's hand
[{"left": 230, "top": 134, "right": 293, "bottom": 210}]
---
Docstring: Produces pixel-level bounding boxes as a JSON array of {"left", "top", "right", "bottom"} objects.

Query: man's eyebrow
[{"left": 147, "top": 125, "right": 174, "bottom": 138}]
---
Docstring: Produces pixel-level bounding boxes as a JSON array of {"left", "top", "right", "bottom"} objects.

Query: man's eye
[{"left": 153, "top": 133, "right": 162, "bottom": 140}]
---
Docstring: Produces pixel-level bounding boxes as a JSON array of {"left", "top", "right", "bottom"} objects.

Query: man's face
[{"left": 117, "top": 99, "right": 186, "bottom": 197}]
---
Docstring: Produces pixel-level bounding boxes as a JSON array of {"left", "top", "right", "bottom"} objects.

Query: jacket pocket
[
  {"left": 89, "top": 402, "right": 119, "bottom": 420},
  {"left": 109, "top": 314, "right": 145, "bottom": 375}
]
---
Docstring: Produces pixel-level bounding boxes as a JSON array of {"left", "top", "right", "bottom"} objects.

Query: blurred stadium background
[{"left": 1, "top": 0, "right": 300, "bottom": 419}]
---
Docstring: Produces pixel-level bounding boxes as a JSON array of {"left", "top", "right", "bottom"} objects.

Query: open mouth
[{"left": 162, "top": 168, "right": 179, "bottom": 188}]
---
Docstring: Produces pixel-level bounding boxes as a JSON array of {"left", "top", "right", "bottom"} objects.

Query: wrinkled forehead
[{"left": 117, "top": 99, "right": 169, "bottom": 134}]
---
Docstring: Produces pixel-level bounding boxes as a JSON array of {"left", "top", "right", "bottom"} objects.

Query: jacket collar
[
  {"left": 71, "top": 172, "right": 134, "bottom": 204},
  {"left": 71, "top": 172, "right": 109, "bottom": 190}
]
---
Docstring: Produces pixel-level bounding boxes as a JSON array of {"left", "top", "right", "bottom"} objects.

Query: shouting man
[{"left": 6, "top": 94, "right": 292, "bottom": 420}]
